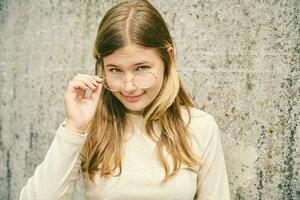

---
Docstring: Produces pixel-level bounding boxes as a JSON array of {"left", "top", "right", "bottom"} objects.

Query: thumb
[{"left": 91, "top": 84, "right": 102, "bottom": 101}]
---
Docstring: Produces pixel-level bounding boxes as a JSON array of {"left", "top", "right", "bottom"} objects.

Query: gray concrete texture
[{"left": 0, "top": 0, "right": 299, "bottom": 199}]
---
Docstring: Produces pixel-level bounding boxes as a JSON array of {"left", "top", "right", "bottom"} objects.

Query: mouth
[{"left": 122, "top": 92, "right": 145, "bottom": 102}]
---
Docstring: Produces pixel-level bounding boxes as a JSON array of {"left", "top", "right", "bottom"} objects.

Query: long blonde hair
[{"left": 82, "top": 0, "right": 201, "bottom": 183}]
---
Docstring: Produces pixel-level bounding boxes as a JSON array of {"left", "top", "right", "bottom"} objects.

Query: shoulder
[
  {"left": 181, "top": 106, "right": 217, "bottom": 126},
  {"left": 180, "top": 106, "right": 220, "bottom": 154}
]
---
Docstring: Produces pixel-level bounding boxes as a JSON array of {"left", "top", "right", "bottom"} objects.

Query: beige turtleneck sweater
[{"left": 19, "top": 108, "right": 230, "bottom": 200}]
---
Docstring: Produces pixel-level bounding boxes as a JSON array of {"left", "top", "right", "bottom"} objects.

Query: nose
[{"left": 122, "top": 74, "right": 137, "bottom": 93}]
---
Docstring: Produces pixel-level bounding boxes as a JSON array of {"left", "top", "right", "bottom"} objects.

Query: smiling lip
[{"left": 122, "top": 93, "right": 145, "bottom": 102}]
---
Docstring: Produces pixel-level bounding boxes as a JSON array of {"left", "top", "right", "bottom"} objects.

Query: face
[{"left": 102, "top": 44, "right": 165, "bottom": 112}]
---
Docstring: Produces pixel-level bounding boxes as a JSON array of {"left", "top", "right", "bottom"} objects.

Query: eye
[
  {"left": 109, "top": 68, "right": 122, "bottom": 73},
  {"left": 137, "top": 65, "right": 150, "bottom": 71}
]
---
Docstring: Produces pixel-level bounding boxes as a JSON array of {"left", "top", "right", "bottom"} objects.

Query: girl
[{"left": 20, "top": 0, "right": 230, "bottom": 199}]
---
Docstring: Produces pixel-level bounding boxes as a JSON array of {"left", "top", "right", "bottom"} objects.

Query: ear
[{"left": 167, "top": 47, "right": 174, "bottom": 58}]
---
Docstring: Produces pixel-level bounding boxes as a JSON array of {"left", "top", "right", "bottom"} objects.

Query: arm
[
  {"left": 19, "top": 120, "right": 87, "bottom": 200},
  {"left": 194, "top": 116, "right": 230, "bottom": 200}
]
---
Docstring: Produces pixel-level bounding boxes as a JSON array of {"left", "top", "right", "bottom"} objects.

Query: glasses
[{"left": 102, "top": 71, "right": 157, "bottom": 92}]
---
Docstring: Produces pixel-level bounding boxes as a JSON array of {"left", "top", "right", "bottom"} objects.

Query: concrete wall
[{"left": 0, "top": 0, "right": 299, "bottom": 199}]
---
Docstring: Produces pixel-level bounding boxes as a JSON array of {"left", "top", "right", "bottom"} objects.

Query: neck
[{"left": 127, "top": 109, "right": 144, "bottom": 115}]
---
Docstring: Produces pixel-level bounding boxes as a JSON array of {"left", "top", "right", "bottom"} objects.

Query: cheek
[
  {"left": 155, "top": 73, "right": 164, "bottom": 91},
  {"left": 147, "top": 74, "right": 164, "bottom": 98}
]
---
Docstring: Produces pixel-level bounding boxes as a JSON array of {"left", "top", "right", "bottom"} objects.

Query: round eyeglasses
[{"left": 101, "top": 71, "right": 157, "bottom": 92}]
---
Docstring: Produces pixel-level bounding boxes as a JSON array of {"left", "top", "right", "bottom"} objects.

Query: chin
[{"left": 122, "top": 103, "right": 147, "bottom": 112}]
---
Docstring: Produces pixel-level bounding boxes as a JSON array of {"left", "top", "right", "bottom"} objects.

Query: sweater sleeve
[
  {"left": 194, "top": 116, "right": 230, "bottom": 200},
  {"left": 19, "top": 120, "right": 87, "bottom": 200}
]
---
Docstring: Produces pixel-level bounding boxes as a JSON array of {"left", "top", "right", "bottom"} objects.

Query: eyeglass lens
[{"left": 103, "top": 72, "right": 156, "bottom": 91}]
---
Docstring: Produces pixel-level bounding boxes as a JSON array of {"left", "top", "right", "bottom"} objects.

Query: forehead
[{"left": 103, "top": 44, "right": 161, "bottom": 67}]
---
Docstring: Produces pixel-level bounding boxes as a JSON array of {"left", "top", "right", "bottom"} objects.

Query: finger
[
  {"left": 74, "top": 77, "right": 98, "bottom": 90},
  {"left": 93, "top": 75, "right": 102, "bottom": 83},
  {"left": 67, "top": 80, "right": 88, "bottom": 100},
  {"left": 70, "top": 80, "right": 89, "bottom": 90},
  {"left": 77, "top": 74, "right": 101, "bottom": 87},
  {"left": 91, "top": 82, "right": 102, "bottom": 100},
  {"left": 74, "top": 74, "right": 102, "bottom": 85}
]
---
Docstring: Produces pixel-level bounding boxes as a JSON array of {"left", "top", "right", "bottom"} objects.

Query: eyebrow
[{"left": 105, "top": 61, "right": 150, "bottom": 68}]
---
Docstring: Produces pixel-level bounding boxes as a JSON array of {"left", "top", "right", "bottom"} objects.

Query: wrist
[{"left": 64, "top": 121, "right": 87, "bottom": 134}]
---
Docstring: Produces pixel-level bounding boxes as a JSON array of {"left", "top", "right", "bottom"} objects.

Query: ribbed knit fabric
[{"left": 20, "top": 108, "right": 230, "bottom": 200}]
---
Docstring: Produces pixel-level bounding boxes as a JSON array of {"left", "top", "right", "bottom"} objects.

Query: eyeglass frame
[{"left": 95, "top": 60, "right": 158, "bottom": 92}]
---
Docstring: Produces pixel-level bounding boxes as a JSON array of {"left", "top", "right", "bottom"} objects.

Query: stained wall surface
[{"left": 0, "top": 0, "right": 299, "bottom": 199}]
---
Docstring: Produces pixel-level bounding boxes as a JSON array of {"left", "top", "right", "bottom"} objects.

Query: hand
[{"left": 63, "top": 74, "right": 103, "bottom": 133}]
